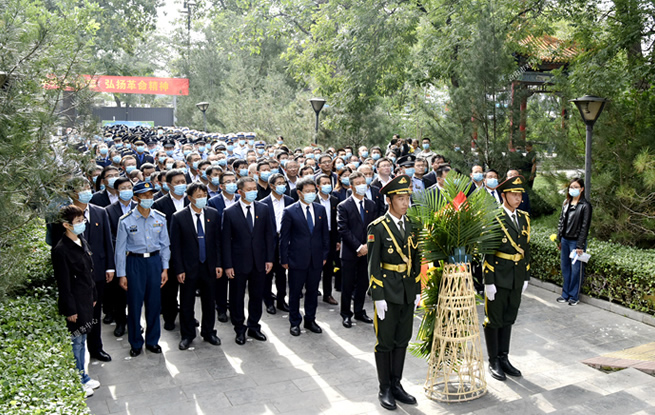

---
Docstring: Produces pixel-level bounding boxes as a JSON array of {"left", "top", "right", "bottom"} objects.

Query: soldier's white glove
[
  {"left": 522, "top": 281, "right": 529, "bottom": 294},
  {"left": 375, "top": 300, "right": 388, "bottom": 320},
  {"left": 414, "top": 294, "right": 421, "bottom": 310},
  {"left": 485, "top": 284, "right": 497, "bottom": 301}
]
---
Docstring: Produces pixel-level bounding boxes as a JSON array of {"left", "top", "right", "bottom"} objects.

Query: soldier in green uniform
[
  {"left": 367, "top": 175, "right": 422, "bottom": 411},
  {"left": 482, "top": 175, "right": 531, "bottom": 381}
]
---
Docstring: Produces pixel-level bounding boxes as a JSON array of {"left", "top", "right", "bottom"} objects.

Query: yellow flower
[{"left": 549, "top": 234, "right": 558, "bottom": 242}]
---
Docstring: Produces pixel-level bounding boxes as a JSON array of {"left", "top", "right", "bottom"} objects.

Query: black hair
[
  {"left": 268, "top": 172, "right": 286, "bottom": 186},
  {"left": 296, "top": 177, "right": 317, "bottom": 192},
  {"left": 186, "top": 182, "right": 208, "bottom": 198},
  {"left": 237, "top": 176, "right": 255, "bottom": 190},
  {"left": 166, "top": 169, "right": 186, "bottom": 184}
]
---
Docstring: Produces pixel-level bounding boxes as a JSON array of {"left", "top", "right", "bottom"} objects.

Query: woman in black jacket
[
  {"left": 51, "top": 205, "right": 100, "bottom": 397},
  {"left": 556, "top": 178, "right": 592, "bottom": 306}
]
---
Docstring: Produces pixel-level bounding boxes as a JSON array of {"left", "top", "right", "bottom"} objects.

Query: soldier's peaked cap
[
  {"left": 496, "top": 175, "right": 526, "bottom": 193},
  {"left": 380, "top": 174, "right": 413, "bottom": 196}
]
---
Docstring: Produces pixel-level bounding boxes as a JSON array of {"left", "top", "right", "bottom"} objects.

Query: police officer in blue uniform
[{"left": 115, "top": 181, "right": 171, "bottom": 357}]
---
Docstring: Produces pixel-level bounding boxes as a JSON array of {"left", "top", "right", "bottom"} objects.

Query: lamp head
[
  {"left": 570, "top": 95, "right": 608, "bottom": 125},
  {"left": 196, "top": 101, "right": 209, "bottom": 112},
  {"left": 309, "top": 98, "right": 326, "bottom": 114}
]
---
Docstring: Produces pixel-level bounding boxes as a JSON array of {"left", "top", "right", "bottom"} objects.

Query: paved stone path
[{"left": 86, "top": 285, "right": 655, "bottom": 415}]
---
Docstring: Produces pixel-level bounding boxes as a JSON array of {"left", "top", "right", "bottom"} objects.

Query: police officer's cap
[
  {"left": 215, "top": 143, "right": 226, "bottom": 151},
  {"left": 496, "top": 175, "right": 527, "bottom": 193},
  {"left": 162, "top": 138, "right": 175, "bottom": 148},
  {"left": 380, "top": 174, "right": 413, "bottom": 196},
  {"left": 397, "top": 154, "right": 416, "bottom": 167},
  {"left": 133, "top": 181, "right": 155, "bottom": 194},
  {"left": 225, "top": 137, "right": 234, "bottom": 144},
  {"left": 254, "top": 140, "right": 266, "bottom": 147}
]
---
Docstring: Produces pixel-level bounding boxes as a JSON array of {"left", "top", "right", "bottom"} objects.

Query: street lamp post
[
  {"left": 569, "top": 95, "right": 608, "bottom": 201},
  {"left": 309, "top": 98, "right": 326, "bottom": 145},
  {"left": 196, "top": 101, "right": 209, "bottom": 132}
]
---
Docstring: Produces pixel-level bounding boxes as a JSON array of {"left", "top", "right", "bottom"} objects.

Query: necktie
[
  {"left": 491, "top": 190, "right": 497, "bottom": 202},
  {"left": 360, "top": 200, "right": 365, "bottom": 223},
  {"left": 306, "top": 206, "right": 314, "bottom": 234},
  {"left": 398, "top": 220, "right": 405, "bottom": 239},
  {"left": 196, "top": 213, "right": 206, "bottom": 263},
  {"left": 512, "top": 213, "right": 519, "bottom": 230},
  {"left": 246, "top": 206, "right": 254, "bottom": 233}
]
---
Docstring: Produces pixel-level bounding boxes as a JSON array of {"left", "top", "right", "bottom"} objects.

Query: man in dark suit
[
  {"left": 280, "top": 177, "right": 330, "bottom": 337},
  {"left": 133, "top": 139, "right": 154, "bottom": 169},
  {"left": 260, "top": 173, "right": 294, "bottom": 314},
  {"left": 90, "top": 166, "right": 121, "bottom": 208},
  {"left": 63, "top": 178, "right": 115, "bottom": 362},
  {"left": 316, "top": 174, "right": 340, "bottom": 305},
  {"left": 221, "top": 177, "right": 275, "bottom": 345},
  {"left": 351, "top": 164, "right": 385, "bottom": 217},
  {"left": 103, "top": 177, "right": 136, "bottom": 337},
  {"left": 170, "top": 183, "right": 223, "bottom": 350},
  {"left": 337, "top": 172, "right": 376, "bottom": 328},
  {"left": 152, "top": 169, "right": 189, "bottom": 331}
]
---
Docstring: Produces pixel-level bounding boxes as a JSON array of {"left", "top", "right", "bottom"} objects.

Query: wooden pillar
[{"left": 519, "top": 92, "right": 527, "bottom": 144}]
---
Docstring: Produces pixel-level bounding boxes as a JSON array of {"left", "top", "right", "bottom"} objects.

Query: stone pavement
[{"left": 86, "top": 285, "right": 655, "bottom": 415}]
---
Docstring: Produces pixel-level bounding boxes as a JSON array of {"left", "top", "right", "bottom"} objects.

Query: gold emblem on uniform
[
  {"left": 514, "top": 177, "right": 523, "bottom": 184},
  {"left": 398, "top": 177, "right": 408, "bottom": 184},
  {"left": 388, "top": 246, "right": 394, "bottom": 254},
  {"left": 502, "top": 237, "right": 508, "bottom": 243}
]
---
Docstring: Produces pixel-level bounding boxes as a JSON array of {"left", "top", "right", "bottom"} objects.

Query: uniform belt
[
  {"left": 494, "top": 252, "right": 523, "bottom": 262},
  {"left": 127, "top": 250, "right": 160, "bottom": 258},
  {"left": 381, "top": 263, "right": 407, "bottom": 273}
]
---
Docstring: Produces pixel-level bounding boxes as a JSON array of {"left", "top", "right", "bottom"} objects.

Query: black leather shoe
[
  {"left": 354, "top": 312, "right": 373, "bottom": 324},
  {"left": 277, "top": 302, "right": 290, "bottom": 312},
  {"left": 489, "top": 358, "right": 506, "bottom": 381},
  {"left": 146, "top": 344, "right": 162, "bottom": 354},
  {"left": 194, "top": 319, "right": 200, "bottom": 327},
  {"left": 217, "top": 312, "right": 229, "bottom": 323},
  {"left": 304, "top": 320, "right": 322, "bottom": 334},
  {"left": 247, "top": 329, "right": 267, "bottom": 341},
  {"left": 102, "top": 313, "right": 114, "bottom": 324},
  {"left": 499, "top": 354, "right": 522, "bottom": 377},
  {"left": 290, "top": 326, "right": 301, "bottom": 336},
  {"left": 342, "top": 316, "right": 352, "bottom": 328},
  {"left": 378, "top": 387, "right": 397, "bottom": 410},
  {"left": 113, "top": 323, "right": 126, "bottom": 337},
  {"left": 179, "top": 338, "right": 192, "bottom": 350},
  {"left": 129, "top": 347, "right": 142, "bottom": 357},
  {"left": 323, "top": 296, "right": 338, "bottom": 305},
  {"left": 90, "top": 350, "right": 112, "bottom": 362},
  {"left": 203, "top": 334, "right": 221, "bottom": 346},
  {"left": 235, "top": 333, "right": 246, "bottom": 345},
  {"left": 391, "top": 381, "right": 417, "bottom": 405},
  {"left": 266, "top": 305, "right": 277, "bottom": 315},
  {"left": 163, "top": 322, "right": 175, "bottom": 331}
]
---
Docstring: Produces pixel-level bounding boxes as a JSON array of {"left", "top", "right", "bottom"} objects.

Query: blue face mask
[
  {"left": 335, "top": 163, "right": 344, "bottom": 171},
  {"left": 569, "top": 188, "right": 581, "bottom": 198},
  {"left": 99, "top": 147, "right": 108, "bottom": 155},
  {"left": 192, "top": 161, "right": 199, "bottom": 170},
  {"left": 119, "top": 189, "right": 134, "bottom": 201},
  {"left": 227, "top": 145, "right": 235, "bottom": 152},
  {"left": 136, "top": 146, "right": 145, "bottom": 153},
  {"left": 244, "top": 190, "right": 258, "bottom": 202},
  {"left": 257, "top": 149, "right": 265, "bottom": 155},
  {"left": 218, "top": 159, "right": 227, "bottom": 166},
  {"left": 194, "top": 197, "right": 207, "bottom": 209},
  {"left": 422, "top": 143, "right": 430, "bottom": 150},
  {"left": 275, "top": 184, "right": 287, "bottom": 195},
  {"left": 114, "top": 143, "right": 123, "bottom": 149},
  {"left": 112, "top": 156, "right": 122, "bottom": 164},
  {"left": 166, "top": 163, "right": 174, "bottom": 170},
  {"left": 198, "top": 146, "right": 206, "bottom": 153},
  {"left": 306, "top": 154, "right": 315, "bottom": 159},
  {"left": 345, "top": 152, "right": 352, "bottom": 158},
  {"left": 145, "top": 177, "right": 151, "bottom": 183},
  {"left": 320, "top": 184, "right": 332, "bottom": 194},
  {"left": 260, "top": 171, "right": 271, "bottom": 182},
  {"left": 277, "top": 140, "right": 283, "bottom": 145},
  {"left": 180, "top": 167, "right": 188, "bottom": 175},
  {"left": 224, "top": 183, "right": 237, "bottom": 194},
  {"left": 486, "top": 178, "right": 498, "bottom": 189},
  {"left": 77, "top": 190, "right": 93, "bottom": 204},
  {"left": 174, "top": 184, "right": 187, "bottom": 196},
  {"left": 107, "top": 177, "right": 118, "bottom": 189},
  {"left": 92, "top": 176, "right": 98, "bottom": 183},
  {"left": 211, "top": 177, "right": 220, "bottom": 186},
  {"left": 71, "top": 222, "right": 86, "bottom": 235},
  {"left": 253, "top": 174, "right": 259, "bottom": 182},
  {"left": 365, "top": 177, "right": 373, "bottom": 185},
  {"left": 100, "top": 183, "right": 106, "bottom": 191},
  {"left": 355, "top": 184, "right": 367, "bottom": 196},
  {"left": 158, "top": 156, "right": 167, "bottom": 164},
  {"left": 238, "top": 140, "right": 246, "bottom": 146},
  {"left": 183, "top": 150, "right": 191, "bottom": 157},
  {"left": 201, "top": 173, "right": 207, "bottom": 180},
  {"left": 372, "top": 153, "right": 380, "bottom": 160},
  {"left": 472, "top": 172, "right": 484, "bottom": 182},
  {"left": 126, "top": 165, "right": 136, "bottom": 174},
  {"left": 404, "top": 168, "right": 415, "bottom": 177},
  {"left": 162, "top": 183, "right": 170, "bottom": 192},
  {"left": 166, "top": 150, "right": 174, "bottom": 156},
  {"left": 361, "top": 151, "right": 369, "bottom": 158},
  {"left": 389, "top": 157, "right": 396, "bottom": 163},
  {"left": 280, "top": 159, "right": 288, "bottom": 167},
  {"left": 270, "top": 168, "right": 279, "bottom": 174},
  {"left": 248, "top": 140, "right": 255, "bottom": 146},
  {"left": 352, "top": 161, "right": 360, "bottom": 168},
  {"left": 139, "top": 198, "right": 154, "bottom": 209},
  {"left": 155, "top": 184, "right": 161, "bottom": 191},
  {"left": 341, "top": 177, "right": 350, "bottom": 186},
  {"left": 239, "top": 169, "right": 248, "bottom": 177},
  {"left": 303, "top": 192, "right": 317, "bottom": 204}
]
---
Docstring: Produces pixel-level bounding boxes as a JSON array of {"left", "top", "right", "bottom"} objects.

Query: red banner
[{"left": 86, "top": 75, "right": 188, "bottom": 96}]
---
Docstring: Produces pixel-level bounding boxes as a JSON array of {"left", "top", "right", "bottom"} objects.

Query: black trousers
[
  {"left": 161, "top": 268, "right": 179, "bottom": 325},
  {"left": 87, "top": 279, "right": 106, "bottom": 354},
  {"left": 321, "top": 246, "right": 336, "bottom": 297},
  {"left": 334, "top": 257, "right": 342, "bottom": 291},
  {"left": 340, "top": 257, "right": 368, "bottom": 318},
  {"left": 374, "top": 302, "right": 414, "bottom": 353},
  {"left": 288, "top": 266, "right": 322, "bottom": 327},
  {"left": 484, "top": 286, "right": 522, "bottom": 329},
  {"left": 264, "top": 244, "right": 287, "bottom": 307},
  {"left": 179, "top": 264, "right": 216, "bottom": 340},
  {"left": 215, "top": 273, "right": 228, "bottom": 314},
  {"left": 229, "top": 269, "right": 265, "bottom": 335},
  {"left": 103, "top": 276, "right": 127, "bottom": 324}
]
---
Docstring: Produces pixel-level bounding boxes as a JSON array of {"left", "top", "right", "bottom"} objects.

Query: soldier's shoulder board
[
  {"left": 152, "top": 209, "right": 166, "bottom": 218},
  {"left": 517, "top": 209, "right": 529, "bottom": 217},
  {"left": 119, "top": 210, "right": 133, "bottom": 221},
  {"left": 371, "top": 216, "right": 386, "bottom": 226}
]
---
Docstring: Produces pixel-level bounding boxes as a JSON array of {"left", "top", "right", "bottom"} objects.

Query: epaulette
[
  {"left": 119, "top": 210, "right": 133, "bottom": 221},
  {"left": 371, "top": 216, "right": 386, "bottom": 225},
  {"left": 517, "top": 209, "right": 529, "bottom": 217},
  {"left": 152, "top": 208, "right": 166, "bottom": 217}
]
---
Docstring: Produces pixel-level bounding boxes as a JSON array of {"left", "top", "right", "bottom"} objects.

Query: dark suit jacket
[
  {"left": 261, "top": 194, "right": 294, "bottom": 241},
  {"left": 332, "top": 187, "right": 349, "bottom": 204},
  {"left": 152, "top": 194, "right": 190, "bottom": 232},
  {"left": 279, "top": 202, "right": 330, "bottom": 270},
  {"left": 221, "top": 201, "right": 274, "bottom": 274},
  {"left": 314, "top": 171, "right": 338, "bottom": 187},
  {"left": 346, "top": 185, "right": 385, "bottom": 218},
  {"left": 170, "top": 206, "right": 222, "bottom": 278},
  {"left": 422, "top": 171, "right": 437, "bottom": 188},
  {"left": 134, "top": 153, "right": 154, "bottom": 169},
  {"left": 208, "top": 193, "right": 240, "bottom": 225},
  {"left": 317, "top": 194, "right": 340, "bottom": 245},
  {"left": 337, "top": 196, "right": 377, "bottom": 261},
  {"left": 90, "top": 189, "right": 111, "bottom": 208},
  {"left": 83, "top": 204, "right": 116, "bottom": 282},
  {"left": 105, "top": 200, "right": 137, "bottom": 244}
]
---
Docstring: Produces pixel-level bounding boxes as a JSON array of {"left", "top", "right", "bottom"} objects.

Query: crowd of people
[{"left": 50, "top": 124, "right": 539, "bottom": 400}]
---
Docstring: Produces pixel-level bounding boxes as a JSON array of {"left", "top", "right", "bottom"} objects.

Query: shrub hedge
[
  {"left": 531, "top": 223, "right": 655, "bottom": 314},
  {"left": 0, "top": 287, "right": 89, "bottom": 415}
]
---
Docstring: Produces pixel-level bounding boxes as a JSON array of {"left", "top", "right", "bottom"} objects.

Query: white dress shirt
[
  {"left": 271, "top": 195, "right": 285, "bottom": 232},
  {"left": 108, "top": 191, "right": 119, "bottom": 205},
  {"left": 190, "top": 207, "right": 205, "bottom": 234},
  {"left": 299, "top": 199, "right": 315, "bottom": 224},
  {"left": 172, "top": 194, "right": 186, "bottom": 212},
  {"left": 239, "top": 199, "right": 255, "bottom": 227},
  {"left": 223, "top": 193, "right": 238, "bottom": 208},
  {"left": 319, "top": 194, "right": 332, "bottom": 230}
]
